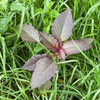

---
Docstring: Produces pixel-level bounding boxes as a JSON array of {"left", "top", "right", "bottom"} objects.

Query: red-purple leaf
[
  {"left": 31, "top": 57, "right": 57, "bottom": 89},
  {"left": 62, "top": 38, "right": 93, "bottom": 55},
  {"left": 20, "top": 24, "right": 40, "bottom": 42},
  {"left": 81, "top": 38, "right": 93, "bottom": 44},
  {"left": 55, "top": 49, "right": 66, "bottom": 60},
  {"left": 40, "top": 32, "right": 58, "bottom": 51},
  {"left": 51, "top": 9, "right": 73, "bottom": 42},
  {"left": 22, "top": 54, "right": 47, "bottom": 71}
]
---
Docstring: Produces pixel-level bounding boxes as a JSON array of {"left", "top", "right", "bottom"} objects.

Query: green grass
[{"left": 0, "top": 0, "right": 100, "bottom": 99}]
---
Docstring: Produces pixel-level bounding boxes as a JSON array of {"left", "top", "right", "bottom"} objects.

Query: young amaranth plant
[{"left": 19, "top": 9, "right": 93, "bottom": 89}]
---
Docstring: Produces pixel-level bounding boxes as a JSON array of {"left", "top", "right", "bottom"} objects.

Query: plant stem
[{"left": 39, "top": 42, "right": 54, "bottom": 58}]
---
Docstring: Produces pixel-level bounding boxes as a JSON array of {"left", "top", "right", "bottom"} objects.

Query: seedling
[{"left": 18, "top": 9, "right": 93, "bottom": 89}]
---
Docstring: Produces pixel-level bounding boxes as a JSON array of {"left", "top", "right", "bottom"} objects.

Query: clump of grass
[{"left": 0, "top": 0, "right": 100, "bottom": 99}]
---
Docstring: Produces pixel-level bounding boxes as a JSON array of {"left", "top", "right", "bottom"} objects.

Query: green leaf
[
  {"left": 0, "top": 18, "right": 7, "bottom": 33},
  {"left": 10, "top": 1, "right": 24, "bottom": 11},
  {"left": 34, "top": 43, "right": 44, "bottom": 53},
  {"left": 40, "top": 81, "right": 52, "bottom": 91},
  {"left": 0, "top": 0, "right": 8, "bottom": 10},
  {"left": 0, "top": 13, "right": 15, "bottom": 34}
]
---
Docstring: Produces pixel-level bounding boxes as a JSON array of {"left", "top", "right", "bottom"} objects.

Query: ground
[{"left": 0, "top": 0, "right": 100, "bottom": 100}]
